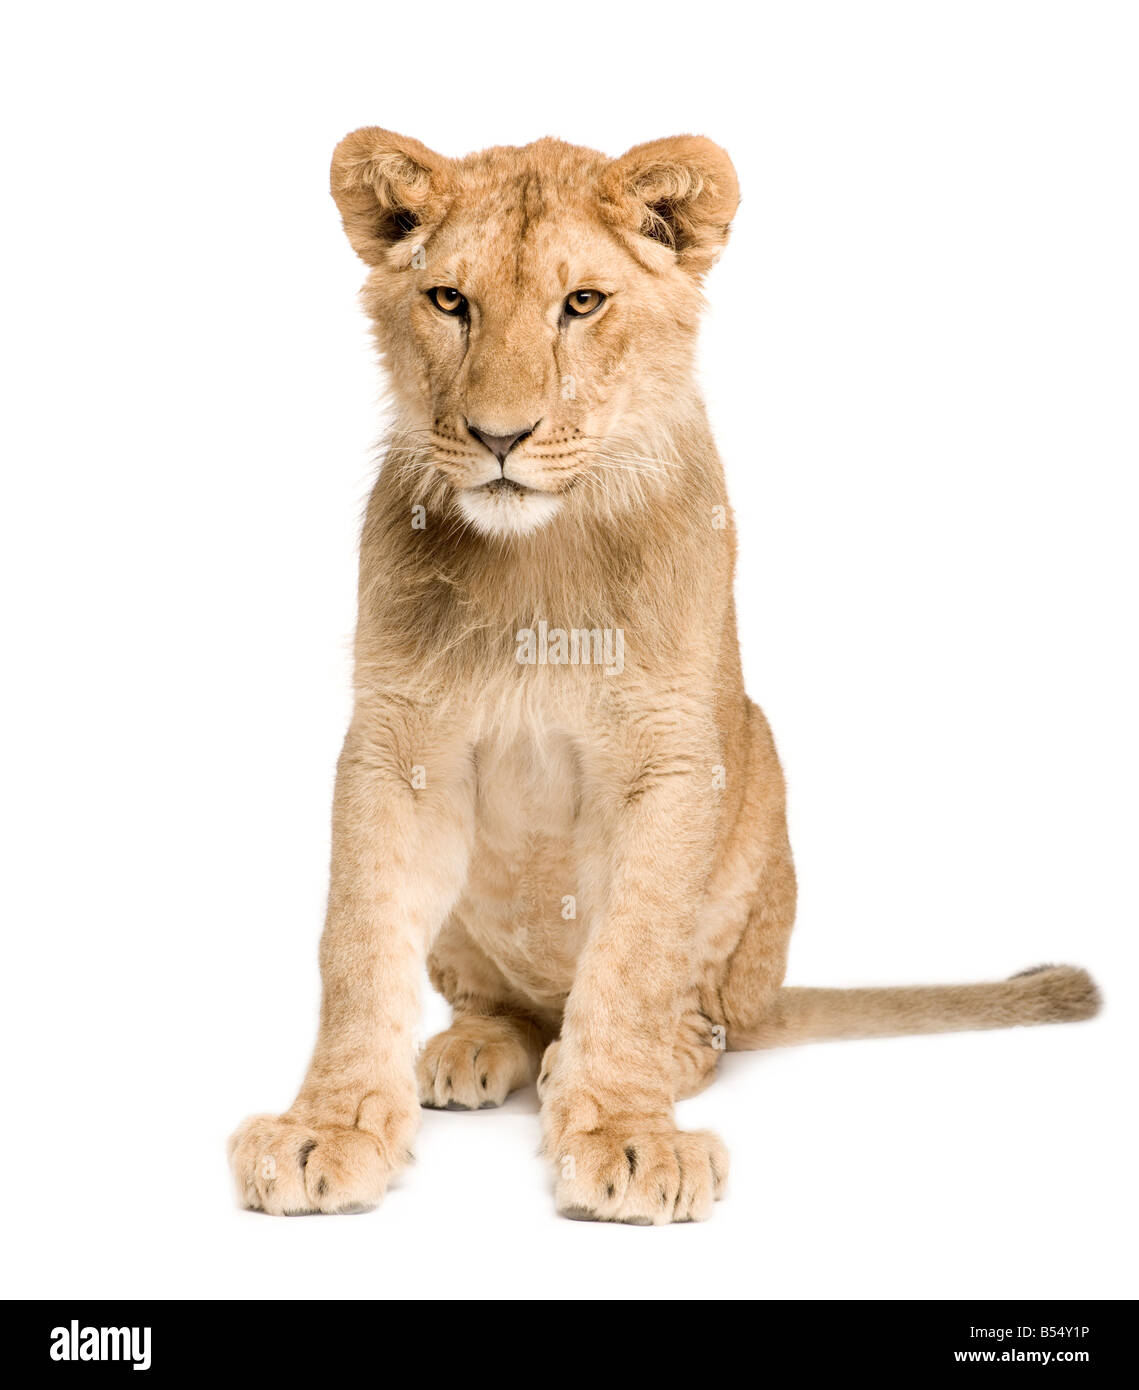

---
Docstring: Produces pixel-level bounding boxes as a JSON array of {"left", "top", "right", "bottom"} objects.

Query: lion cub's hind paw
[{"left": 417, "top": 1017, "right": 539, "bottom": 1110}]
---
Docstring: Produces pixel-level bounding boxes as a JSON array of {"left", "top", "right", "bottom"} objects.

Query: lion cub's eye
[
  {"left": 428, "top": 286, "right": 468, "bottom": 315},
  {"left": 564, "top": 289, "right": 606, "bottom": 318}
]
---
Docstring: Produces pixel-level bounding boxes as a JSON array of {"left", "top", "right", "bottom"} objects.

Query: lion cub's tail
[{"left": 726, "top": 964, "right": 1100, "bottom": 1050}]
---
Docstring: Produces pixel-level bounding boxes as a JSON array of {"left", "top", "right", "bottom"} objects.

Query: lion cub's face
[{"left": 332, "top": 131, "right": 739, "bottom": 539}]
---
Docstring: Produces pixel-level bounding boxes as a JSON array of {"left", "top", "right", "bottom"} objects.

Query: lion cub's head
[{"left": 331, "top": 129, "right": 738, "bottom": 540}]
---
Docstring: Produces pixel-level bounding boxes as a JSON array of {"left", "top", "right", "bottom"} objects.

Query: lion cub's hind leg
[
  {"left": 672, "top": 1002, "right": 727, "bottom": 1099},
  {"left": 419, "top": 918, "right": 549, "bottom": 1109}
]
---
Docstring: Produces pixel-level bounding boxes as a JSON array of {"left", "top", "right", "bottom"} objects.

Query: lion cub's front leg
[
  {"left": 539, "top": 713, "right": 729, "bottom": 1224},
  {"left": 229, "top": 706, "right": 474, "bottom": 1214}
]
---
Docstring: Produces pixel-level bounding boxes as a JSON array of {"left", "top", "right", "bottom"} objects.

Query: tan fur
[{"left": 228, "top": 129, "right": 1100, "bottom": 1224}]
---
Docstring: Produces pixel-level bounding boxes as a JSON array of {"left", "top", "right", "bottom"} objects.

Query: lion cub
[{"left": 229, "top": 130, "right": 1099, "bottom": 1223}]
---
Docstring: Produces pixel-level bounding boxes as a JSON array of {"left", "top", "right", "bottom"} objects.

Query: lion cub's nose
[{"left": 467, "top": 421, "right": 538, "bottom": 464}]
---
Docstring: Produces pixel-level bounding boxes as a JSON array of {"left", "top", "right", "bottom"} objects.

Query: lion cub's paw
[
  {"left": 417, "top": 1016, "right": 540, "bottom": 1110},
  {"left": 536, "top": 1040, "right": 560, "bottom": 1101},
  {"left": 227, "top": 1110, "right": 411, "bottom": 1216},
  {"left": 552, "top": 1125, "right": 729, "bottom": 1226}
]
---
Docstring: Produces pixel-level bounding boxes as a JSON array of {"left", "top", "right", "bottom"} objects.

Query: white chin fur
[{"left": 456, "top": 486, "right": 563, "bottom": 539}]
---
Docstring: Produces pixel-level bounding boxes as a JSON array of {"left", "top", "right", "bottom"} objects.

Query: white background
[{"left": 2, "top": 1, "right": 1135, "bottom": 1301}]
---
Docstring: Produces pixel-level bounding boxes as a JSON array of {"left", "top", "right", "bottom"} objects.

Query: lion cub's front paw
[
  {"left": 227, "top": 1103, "right": 414, "bottom": 1216},
  {"left": 551, "top": 1124, "right": 729, "bottom": 1226}
]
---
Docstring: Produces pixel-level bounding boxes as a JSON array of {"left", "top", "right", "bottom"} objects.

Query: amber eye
[
  {"left": 428, "top": 286, "right": 467, "bottom": 315},
  {"left": 564, "top": 289, "right": 606, "bottom": 318}
]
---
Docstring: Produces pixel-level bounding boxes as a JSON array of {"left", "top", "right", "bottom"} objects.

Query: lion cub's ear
[
  {"left": 330, "top": 128, "right": 453, "bottom": 265},
  {"left": 603, "top": 135, "right": 739, "bottom": 275}
]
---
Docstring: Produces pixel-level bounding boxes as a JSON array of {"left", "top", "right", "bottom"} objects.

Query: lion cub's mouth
[
  {"left": 456, "top": 471, "right": 563, "bottom": 538},
  {"left": 480, "top": 477, "right": 530, "bottom": 496}
]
